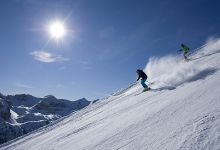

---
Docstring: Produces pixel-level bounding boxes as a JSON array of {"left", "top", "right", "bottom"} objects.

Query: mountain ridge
[{"left": 0, "top": 93, "right": 93, "bottom": 145}]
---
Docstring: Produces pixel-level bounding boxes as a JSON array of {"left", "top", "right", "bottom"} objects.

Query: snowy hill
[
  {"left": 0, "top": 94, "right": 91, "bottom": 145},
  {"left": 1, "top": 38, "right": 220, "bottom": 150}
]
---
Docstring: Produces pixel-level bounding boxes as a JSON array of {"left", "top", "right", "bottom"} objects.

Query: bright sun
[{"left": 48, "top": 21, "right": 66, "bottom": 40}]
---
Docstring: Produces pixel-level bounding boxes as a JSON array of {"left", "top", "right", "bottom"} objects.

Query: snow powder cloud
[
  {"left": 144, "top": 37, "right": 220, "bottom": 88},
  {"left": 195, "top": 37, "right": 220, "bottom": 57}
]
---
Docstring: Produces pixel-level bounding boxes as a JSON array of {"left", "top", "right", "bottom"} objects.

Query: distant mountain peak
[
  {"left": 0, "top": 92, "right": 93, "bottom": 145},
  {"left": 0, "top": 92, "right": 5, "bottom": 99},
  {"left": 44, "top": 95, "right": 57, "bottom": 99}
]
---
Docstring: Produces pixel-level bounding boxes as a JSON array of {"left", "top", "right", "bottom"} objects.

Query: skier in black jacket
[{"left": 136, "top": 69, "right": 150, "bottom": 90}]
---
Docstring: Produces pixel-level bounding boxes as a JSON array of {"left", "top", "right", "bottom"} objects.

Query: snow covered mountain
[
  {"left": 0, "top": 94, "right": 91, "bottom": 145},
  {"left": 1, "top": 38, "right": 220, "bottom": 150}
]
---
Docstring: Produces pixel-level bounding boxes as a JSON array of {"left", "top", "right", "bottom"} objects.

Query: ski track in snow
[{"left": 1, "top": 38, "right": 220, "bottom": 150}]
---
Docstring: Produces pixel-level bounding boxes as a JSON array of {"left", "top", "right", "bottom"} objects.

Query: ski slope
[{"left": 1, "top": 38, "right": 220, "bottom": 150}]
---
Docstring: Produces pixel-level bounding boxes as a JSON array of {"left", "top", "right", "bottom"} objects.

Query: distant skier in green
[
  {"left": 136, "top": 69, "right": 150, "bottom": 92},
  {"left": 180, "top": 44, "right": 190, "bottom": 60}
]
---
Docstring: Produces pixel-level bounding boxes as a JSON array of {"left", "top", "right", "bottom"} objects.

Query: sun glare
[{"left": 48, "top": 21, "right": 66, "bottom": 40}]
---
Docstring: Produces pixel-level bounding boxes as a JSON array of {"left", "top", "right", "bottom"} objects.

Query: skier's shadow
[{"left": 151, "top": 86, "right": 176, "bottom": 92}]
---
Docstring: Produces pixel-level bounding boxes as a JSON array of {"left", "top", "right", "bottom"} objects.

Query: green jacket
[{"left": 180, "top": 44, "right": 190, "bottom": 53}]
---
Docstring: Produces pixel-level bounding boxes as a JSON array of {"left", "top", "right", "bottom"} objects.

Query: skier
[
  {"left": 180, "top": 43, "right": 190, "bottom": 60},
  {"left": 136, "top": 69, "right": 150, "bottom": 91}
]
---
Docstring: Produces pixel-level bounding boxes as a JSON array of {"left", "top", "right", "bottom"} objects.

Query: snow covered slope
[{"left": 1, "top": 38, "right": 220, "bottom": 150}]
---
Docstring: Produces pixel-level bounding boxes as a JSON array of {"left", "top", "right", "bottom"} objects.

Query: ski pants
[
  {"left": 141, "top": 78, "right": 148, "bottom": 88},
  {"left": 183, "top": 51, "right": 188, "bottom": 60}
]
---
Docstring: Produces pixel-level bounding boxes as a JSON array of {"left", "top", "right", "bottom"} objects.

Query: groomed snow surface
[{"left": 1, "top": 38, "right": 220, "bottom": 150}]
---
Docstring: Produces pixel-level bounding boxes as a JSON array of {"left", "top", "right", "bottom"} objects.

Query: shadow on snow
[
  {"left": 190, "top": 49, "right": 220, "bottom": 61},
  {"left": 151, "top": 68, "right": 218, "bottom": 92}
]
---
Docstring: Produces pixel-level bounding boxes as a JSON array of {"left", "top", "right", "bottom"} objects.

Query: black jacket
[{"left": 137, "top": 70, "right": 147, "bottom": 81}]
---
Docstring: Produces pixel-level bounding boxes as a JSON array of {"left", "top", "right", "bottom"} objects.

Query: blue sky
[{"left": 0, "top": 0, "right": 220, "bottom": 100}]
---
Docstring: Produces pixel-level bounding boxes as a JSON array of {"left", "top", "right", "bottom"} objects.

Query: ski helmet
[{"left": 136, "top": 69, "right": 141, "bottom": 73}]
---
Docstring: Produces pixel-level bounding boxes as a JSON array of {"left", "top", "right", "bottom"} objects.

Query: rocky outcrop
[
  {"left": 0, "top": 98, "right": 11, "bottom": 121},
  {"left": 0, "top": 93, "right": 93, "bottom": 145}
]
